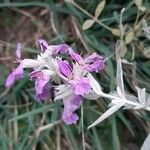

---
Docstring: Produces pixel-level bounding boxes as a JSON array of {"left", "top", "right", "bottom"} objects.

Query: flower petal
[
  {"left": 69, "top": 50, "right": 82, "bottom": 62},
  {"left": 38, "top": 39, "right": 49, "bottom": 52},
  {"left": 57, "top": 59, "right": 72, "bottom": 78},
  {"left": 6, "top": 63, "right": 23, "bottom": 88},
  {"left": 16, "top": 43, "right": 22, "bottom": 59},
  {"left": 53, "top": 44, "right": 70, "bottom": 54},
  {"left": 72, "top": 77, "right": 91, "bottom": 96},
  {"left": 84, "top": 53, "right": 105, "bottom": 72},
  {"left": 62, "top": 95, "right": 82, "bottom": 124},
  {"left": 35, "top": 83, "right": 50, "bottom": 100}
]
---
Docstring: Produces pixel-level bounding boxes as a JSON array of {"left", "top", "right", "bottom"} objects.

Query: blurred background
[{"left": 0, "top": 0, "right": 150, "bottom": 149}]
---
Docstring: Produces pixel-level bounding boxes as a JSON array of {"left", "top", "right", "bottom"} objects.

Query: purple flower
[
  {"left": 62, "top": 95, "right": 82, "bottom": 124},
  {"left": 6, "top": 63, "right": 23, "bottom": 88},
  {"left": 30, "top": 71, "right": 50, "bottom": 100},
  {"left": 57, "top": 60, "right": 91, "bottom": 96}
]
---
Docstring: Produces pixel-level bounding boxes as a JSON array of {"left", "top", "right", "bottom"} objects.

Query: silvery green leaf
[
  {"left": 82, "top": 19, "right": 95, "bottom": 30},
  {"left": 84, "top": 90, "right": 100, "bottom": 100},
  {"left": 87, "top": 73, "right": 102, "bottom": 95},
  {"left": 116, "top": 58, "right": 125, "bottom": 97},
  {"left": 88, "top": 103, "right": 123, "bottom": 129},
  {"left": 141, "top": 133, "right": 150, "bottom": 150},
  {"left": 125, "top": 30, "right": 134, "bottom": 44},
  {"left": 94, "top": 0, "right": 106, "bottom": 18}
]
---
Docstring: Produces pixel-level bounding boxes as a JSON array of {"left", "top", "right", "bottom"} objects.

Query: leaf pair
[{"left": 82, "top": 0, "right": 106, "bottom": 30}]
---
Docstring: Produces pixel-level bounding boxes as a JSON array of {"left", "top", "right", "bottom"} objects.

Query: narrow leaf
[
  {"left": 116, "top": 58, "right": 125, "bottom": 97},
  {"left": 9, "top": 104, "right": 55, "bottom": 122},
  {"left": 87, "top": 73, "right": 102, "bottom": 95},
  {"left": 95, "top": 0, "right": 106, "bottom": 18},
  {"left": 88, "top": 103, "right": 123, "bottom": 128},
  {"left": 82, "top": 19, "right": 94, "bottom": 30}
]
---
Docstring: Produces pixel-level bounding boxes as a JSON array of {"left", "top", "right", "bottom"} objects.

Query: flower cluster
[{"left": 6, "top": 39, "right": 105, "bottom": 125}]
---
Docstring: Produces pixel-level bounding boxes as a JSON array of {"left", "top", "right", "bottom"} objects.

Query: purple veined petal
[
  {"left": 29, "top": 70, "right": 41, "bottom": 79},
  {"left": 57, "top": 59, "right": 72, "bottom": 78},
  {"left": 71, "top": 95, "right": 83, "bottom": 111},
  {"left": 69, "top": 50, "right": 83, "bottom": 62},
  {"left": 62, "top": 96, "right": 82, "bottom": 125},
  {"left": 33, "top": 71, "right": 50, "bottom": 95},
  {"left": 84, "top": 52, "right": 103, "bottom": 62},
  {"left": 38, "top": 39, "right": 49, "bottom": 53},
  {"left": 72, "top": 77, "right": 91, "bottom": 96},
  {"left": 30, "top": 70, "right": 51, "bottom": 100},
  {"left": 5, "top": 63, "right": 24, "bottom": 88},
  {"left": 35, "top": 83, "right": 50, "bottom": 100},
  {"left": 84, "top": 59, "right": 105, "bottom": 72},
  {"left": 16, "top": 43, "right": 22, "bottom": 60}
]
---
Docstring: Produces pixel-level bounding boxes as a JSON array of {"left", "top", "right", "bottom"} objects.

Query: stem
[
  {"left": 100, "top": 92, "right": 139, "bottom": 107},
  {"left": 119, "top": 8, "right": 125, "bottom": 40},
  {"left": 125, "top": 99, "right": 139, "bottom": 107},
  {"left": 134, "top": 9, "right": 140, "bottom": 29},
  {"left": 0, "top": 2, "right": 50, "bottom": 9},
  {"left": 101, "top": 93, "right": 117, "bottom": 99}
]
